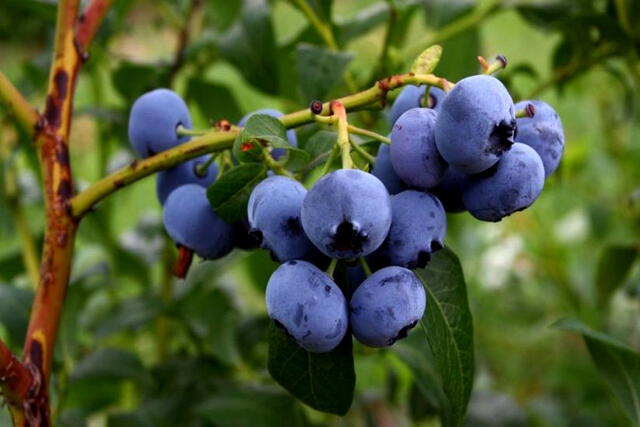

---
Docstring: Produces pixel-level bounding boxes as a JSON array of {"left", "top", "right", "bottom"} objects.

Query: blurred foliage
[{"left": 1, "top": 0, "right": 640, "bottom": 425}]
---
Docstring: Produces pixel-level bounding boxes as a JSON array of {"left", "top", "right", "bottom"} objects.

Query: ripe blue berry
[
  {"left": 156, "top": 156, "right": 218, "bottom": 205},
  {"left": 163, "top": 184, "right": 234, "bottom": 259},
  {"left": 247, "top": 176, "right": 321, "bottom": 262},
  {"left": 431, "top": 167, "right": 469, "bottom": 213},
  {"left": 390, "top": 108, "right": 447, "bottom": 189},
  {"left": 388, "top": 85, "right": 445, "bottom": 126},
  {"left": 350, "top": 266, "right": 425, "bottom": 348},
  {"left": 435, "top": 75, "right": 516, "bottom": 174},
  {"left": 239, "top": 108, "right": 298, "bottom": 160},
  {"left": 266, "top": 260, "right": 348, "bottom": 353},
  {"left": 370, "top": 190, "right": 446, "bottom": 269},
  {"left": 128, "top": 89, "right": 192, "bottom": 158},
  {"left": 371, "top": 143, "right": 405, "bottom": 195},
  {"left": 301, "top": 169, "right": 392, "bottom": 259},
  {"left": 462, "top": 142, "right": 545, "bottom": 221},
  {"left": 514, "top": 100, "right": 564, "bottom": 177}
]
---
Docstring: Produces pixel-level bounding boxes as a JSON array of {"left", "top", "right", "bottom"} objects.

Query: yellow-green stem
[
  {"left": 348, "top": 124, "right": 391, "bottom": 144},
  {"left": 70, "top": 72, "right": 449, "bottom": 219},
  {"left": 349, "top": 138, "right": 376, "bottom": 164}
]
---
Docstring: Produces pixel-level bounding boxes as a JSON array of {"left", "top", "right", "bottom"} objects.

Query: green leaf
[
  {"left": 218, "top": 0, "right": 279, "bottom": 94},
  {"left": 112, "top": 62, "right": 161, "bottom": 103},
  {"left": 71, "top": 348, "right": 149, "bottom": 385},
  {"left": 186, "top": 78, "right": 243, "bottom": 123},
  {"left": 94, "top": 296, "right": 163, "bottom": 339},
  {"left": 0, "top": 283, "right": 33, "bottom": 346},
  {"left": 282, "top": 147, "right": 311, "bottom": 172},
  {"left": 207, "top": 163, "right": 267, "bottom": 222},
  {"left": 415, "top": 248, "right": 474, "bottom": 427},
  {"left": 410, "top": 45, "right": 443, "bottom": 75},
  {"left": 197, "top": 386, "right": 307, "bottom": 427},
  {"left": 305, "top": 131, "right": 337, "bottom": 158},
  {"left": 233, "top": 114, "right": 290, "bottom": 163},
  {"left": 553, "top": 318, "right": 640, "bottom": 425},
  {"left": 267, "top": 322, "right": 355, "bottom": 415},
  {"left": 295, "top": 44, "right": 353, "bottom": 101},
  {"left": 595, "top": 244, "right": 638, "bottom": 309},
  {"left": 431, "top": 27, "right": 480, "bottom": 82}
]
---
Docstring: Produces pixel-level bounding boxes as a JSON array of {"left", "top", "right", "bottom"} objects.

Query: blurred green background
[{"left": 0, "top": 0, "right": 639, "bottom": 425}]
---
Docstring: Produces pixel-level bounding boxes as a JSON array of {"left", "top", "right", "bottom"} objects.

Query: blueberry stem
[
  {"left": 515, "top": 103, "right": 535, "bottom": 119},
  {"left": 349, "top": 138, "right": 376, "bottom": 165},
  {"left": 326, "top": 258, "right": 338, "bottom": 277},
  {"left": 261, "top": 146, "right": 295, "bottom": 178},
  {"left": 479, "top": 54, "right": 507, "bottom": 75},
  {"left": 194, "top": 153, "right": 218, "bottom": 177},
  {"left": 331, "top": 101, "right": 355, "bottom": 169},
  {"left": 347, "top": 124, "right": 390, "bottom": 145},
  {"left": 176, "top": 125, "right": 206, "bottom": 137},
  {"left": 358, "top": 257, "right": 373, "bottom": 277}
]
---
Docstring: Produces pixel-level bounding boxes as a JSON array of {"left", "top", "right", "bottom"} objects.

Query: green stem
[
  {"left": 261, "top": 147, "right": 294, "bottom": 178},
  {"left": 349, "top": 138, "right": 376, "bottom": 165},
  {"left": 333, "top": 102, "right": 354, "bottom": 169},
  {"left": 69, "top": 72, "right": 449, "bottom": 219},
  {"left": 326, "top": 258, "right": 338, "bottom": 277},
  {"left": 348, "top": 124, "right": 391, "bottom": 145},
  {"left": 176, "top": 125, "right": 207, "bottom": 137},
  {"left": 195, "top": 153, "right": 218, "bottom": 177},
  {"left": 358, "top": 257, "right": 373, "bottom": 277}
]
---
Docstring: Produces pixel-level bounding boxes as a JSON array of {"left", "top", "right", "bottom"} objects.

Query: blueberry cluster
[{"left": 127, "top": 71, "right": 564, "bottom": 355}]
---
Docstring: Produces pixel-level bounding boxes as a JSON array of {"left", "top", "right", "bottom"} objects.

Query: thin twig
[{"left": 0, "top": 71, "right": 39, "bottom": 136}]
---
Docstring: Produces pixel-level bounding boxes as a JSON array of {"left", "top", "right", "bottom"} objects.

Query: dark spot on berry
[
  {"left": 324, "top": 285, "right": 332, "bottom": 295},
  {"left": 380, "top": 273, "right": 405, "bottom": 286},
  {"left": 488, "top": 118, "right": 516, "bottom": 155},
  {"left": 287, "top": 260, "right": 297, "bottom": 266},
  {"left": 282, "top": 216, "right": 303, "bottom": 237},
  {"left": 302, "top": 330, "right": 312, "bottom": 339},
  {"left": 329, "top": 221, "right": 368, "bottom": 254},
  {"left": 248, "top": 228, "right": 263, "bottom": 246},
  {"left": 294, "top": 304, "right": 304, "bottom": 327},
  {"left": 387, "top": 320, "right": 418, "bottom": 345}
]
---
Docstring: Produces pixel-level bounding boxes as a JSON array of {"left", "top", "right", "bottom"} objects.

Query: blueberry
[
  {"left": 514, "top": 100, "right": 564, "bottom": 177},
  {"left": 301, "top": 169, "right": 392, "bottom": 259},
  {"left": 371, "top": 143, "right": 405, "bottom": 195},
  {"left": 431, "top": 167, "right": 469, "bottom": 213},
  {"left": 435, "top": 75, "right": 516, "bottom": 174},
  {"left": 128, "top": 89, "right": 192, "bottom": 158},
  {"left": 390, "top": 108, "right": 447, "bottom": 189},
  {"left": 239, "top": 108, "right": 298, "bottom": 160},
  {"left": 163, "top": 184, "right": 234, "bottom": 259},
  {"left": 266, "top": 260, "right": 348, "bottom": 353},
  {"left": 350, "top": 266, "right": 425, "bottom": 347},
  {"left": 388, "top": 85, "right": 445, "bottom": 126},
  {"left": 156, "top": 156, "right": 218, "bottom": 205},
  {"left": 369, "top": 190, "right": 446, "bottom": 269},
  {"left": 247, "top": 176, "right": 321, "bottom": 262},
  {"left": 462, "top": 142, "right": 545, "bottom": 221}
]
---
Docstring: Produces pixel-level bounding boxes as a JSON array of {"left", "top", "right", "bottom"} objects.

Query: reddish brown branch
[
  {"left": 14, "top": 0, "right": 112, "bottom": 424},
  {"left": 76, "top": 0, "right": 114, "bottom": 52},
  {"left": 0, "top": 340, "right": 32, "bottom": 424}
]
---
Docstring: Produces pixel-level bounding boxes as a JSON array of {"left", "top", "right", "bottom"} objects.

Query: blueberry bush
[{"left": 0, "top": 1, "right": 639, "bottom": 426}]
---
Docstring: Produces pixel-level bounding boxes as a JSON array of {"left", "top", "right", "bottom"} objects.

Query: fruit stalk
[{"left": 70, "top": 72, "right": 448, "bottom": 218}]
